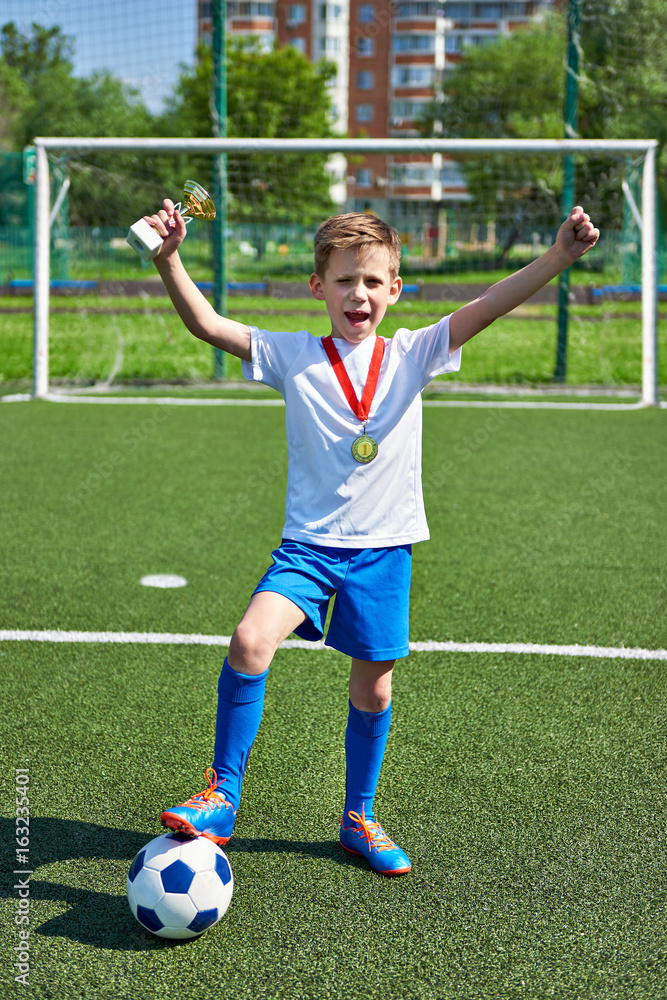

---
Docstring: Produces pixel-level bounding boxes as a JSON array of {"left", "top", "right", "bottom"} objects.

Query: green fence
[
  {"left": 0, "top": 222, "right": 319, "bottom": 284},
  {"left": 2, "top": 224, "right": 663, "bottom": 286},
  {"left": 1, "top": 149, "right": 662, "bottom": 287}
]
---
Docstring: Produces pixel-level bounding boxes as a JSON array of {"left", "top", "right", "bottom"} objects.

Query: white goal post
[{"left": 32, "top": 137, "right": 659, "bottom": 403}]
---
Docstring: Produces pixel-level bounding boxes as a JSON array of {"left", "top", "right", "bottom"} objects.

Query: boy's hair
[{"left": 313, "top": 212, "right": 402, "bottom": 279}]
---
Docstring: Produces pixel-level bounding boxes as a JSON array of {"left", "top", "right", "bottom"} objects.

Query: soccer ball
[{"left": 127, "top": 832, "right": 234, "bottom": 939}]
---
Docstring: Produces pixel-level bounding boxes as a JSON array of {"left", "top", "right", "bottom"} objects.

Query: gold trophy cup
[{"left": 126, "top": 180, "right": 216, "bottom": 262}]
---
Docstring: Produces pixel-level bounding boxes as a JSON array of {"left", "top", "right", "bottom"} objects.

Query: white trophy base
[{"left": 126, "top": 218, "right": 163, "bottom": 262}]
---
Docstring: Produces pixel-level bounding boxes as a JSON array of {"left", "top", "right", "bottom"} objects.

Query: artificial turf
[
  {"left": 0, "top": 403, "right": 663, "bottom": 646},
  {"left": 1, "top": 296, "right": 664, "bottom": 387},
  {"left": 0, "top": 400, "right": 665, "bottom": 999}
]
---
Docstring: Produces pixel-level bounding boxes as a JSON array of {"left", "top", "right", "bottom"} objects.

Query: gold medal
[
  {"left": 351, "top": 433, "right": 378, "bottom": 464},
  {"left": 321, "top": 335, "right": 385, "bottom": 466}
]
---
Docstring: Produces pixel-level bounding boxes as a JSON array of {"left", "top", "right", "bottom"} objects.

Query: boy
[{"left": 145, "top": 202, "right": 598, "bottom": 875}]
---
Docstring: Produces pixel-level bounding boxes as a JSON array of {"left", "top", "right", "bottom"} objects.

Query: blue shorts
[{"left": 253, "top": 539, "right": 412, "bottom": 661}]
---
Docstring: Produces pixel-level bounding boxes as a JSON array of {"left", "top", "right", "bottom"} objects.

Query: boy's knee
[
  {"left": 349, "top": 687, "right": 391, "bottom": 714},
  {"left": 229, "top": 620, "right": 276, "bottom": 674},
  {"left": 349, "top": 659, "right": 394, "bottom": 713}
]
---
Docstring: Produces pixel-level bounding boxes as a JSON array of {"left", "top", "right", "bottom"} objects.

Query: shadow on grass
[
  {"left": 0, "top": 816, "right": 360, "bottom": 951},
  {"left": 1, "top": 815, "right": 164, "bottom": 950},
  {"left": 228, "top": 836, "right": 351, "bottom": 863}
]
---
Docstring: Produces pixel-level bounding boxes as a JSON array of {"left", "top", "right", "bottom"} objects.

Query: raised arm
[
  {"left": 144, "top": 199, "right": 251, "bottom": 361},
  {"left": 449, "top": 207, "right": 599, "bottom": 353}
]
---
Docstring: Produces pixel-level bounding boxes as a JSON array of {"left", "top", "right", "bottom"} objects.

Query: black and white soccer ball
[{"left": 127, "top": 832, "right": 233, "bottom": 939}]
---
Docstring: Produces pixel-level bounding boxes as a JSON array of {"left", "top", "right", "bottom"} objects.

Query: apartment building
[{"left": 198, "top": 0, "right": 555, "bottom": 228}]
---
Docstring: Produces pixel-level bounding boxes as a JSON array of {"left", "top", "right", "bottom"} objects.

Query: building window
[
  {"left": 356, "top": 36, "right": 375, "bottom": 55},
  {"left": 391, "top": 99, "right": 431, "bottom": 120},
  {"left": 356, "top": 103, "right": 374, "bottom": 122},
  {"left": 356, "top": 70, "right": 374, "bottom": 89},
  {"left": 230, "top": 1, "right": 275, "bottom": 15},
  {"left": 391, "top": 65, "right": 435, "bottom": 87},
  {"left": 319, "top": 36, "right": 340, "bottom": 53},
  {"left": 289, "top": 36, "right": 306, "bottom": 52},
  {"left": 440, "top": 162, "right": 466, "bottom": 185},
  {"left": 444, "top": 2, "right": 472, "bottom": 17},
  {"left": 392, "top": 163, "right": 432, "bottom": 185},
  {"left": 449, "top": 32, "right": 496, "bottom": 49},
  {"left": 357, "top": 168, "right": 373, "bottom": 186},
  {"left": 476, "top": 3, "right": 502, "bottom": 17},
  {"left": 319, "top": 3, "right": 342, "bottom": 18},
  {"left": 287, "top": 4, "right": 306, "bottom": 24},
  {"left": 393, "top": 33, "right": 435, "bottom": 52},
  {"left": 358, "top": 4, "right": 375, "bottom": 21},
  {"left": 396, "top": 1, "right": 438, "bottom": 15}
]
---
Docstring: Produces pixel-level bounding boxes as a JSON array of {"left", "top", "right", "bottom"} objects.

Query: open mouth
[{"left": 345, "top": 311, "right": 370, "bottom": 324}]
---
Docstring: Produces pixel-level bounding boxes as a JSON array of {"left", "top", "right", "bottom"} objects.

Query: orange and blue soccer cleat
[
  {"left": 160, "top": 768, "right": 236, "bottom": 847},
  {"left": 339, "top": 804, "right": 411, "bottom": 876}
]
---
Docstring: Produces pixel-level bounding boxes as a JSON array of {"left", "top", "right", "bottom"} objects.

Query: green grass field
[
  {"left": 1, "top": 292, "right": 665, "bottom": 390},
  {"left": 0, "top": 399, "right": 666, "bottom": 999}
]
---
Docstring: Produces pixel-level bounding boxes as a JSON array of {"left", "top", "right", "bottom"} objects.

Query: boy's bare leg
[
  {"left": 349, "top": 658, "right": 394, "bottom": 712},
  {"left": 228, "top": 590, "right": 307, "bottom": 674}
]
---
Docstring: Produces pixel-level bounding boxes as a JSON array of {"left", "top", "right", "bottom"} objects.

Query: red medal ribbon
[{"left": 321, "top": 334, "right": 385, "bottom": 422}]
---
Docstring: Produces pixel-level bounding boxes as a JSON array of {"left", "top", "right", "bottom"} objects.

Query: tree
[
  {"left": 0, "top": 24, "right": 339, "bottom": 227},
  {"left": 422, "top": 14, "right": 571, "bottom": 258},
  {"left": 162, "top": 40, "right": 338, "bottom": 224},
  {"left": 55, "top": 72, "right": 171, "bottom": 226},
  {"left": 580, "top": 0, "right": 667, "bottom": 167},
  {"left": 1, "top": 21, "right": 84, "bottom": 150},
  {"left": 425, "top": 14, "right": 565, "bottom": 142},
  {"left": 1, "top": 21, "right": 73, "bottom": 86},
  {"left": 0, "top": 21, "right": 165, "bottom": 224},
  {"left": 422, "top": 5, "right": 667, "bottom": 252},
  {"left": 0, "top": 59, "right": 30, "bottom": 151}
]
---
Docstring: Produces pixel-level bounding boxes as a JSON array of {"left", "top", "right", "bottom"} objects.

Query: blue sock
[
  {"left": 211, "top": 658, "right": 268, "bottom": 812},
  {"left": 344, "top": 700, "right": 392, "bottom": 822}
]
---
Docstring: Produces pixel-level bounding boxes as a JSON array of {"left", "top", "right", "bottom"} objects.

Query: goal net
[{"left": 28, "top": 137, "right": 659, "bottom": 403}]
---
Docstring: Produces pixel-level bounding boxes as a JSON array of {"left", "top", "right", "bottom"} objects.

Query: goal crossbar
[{"left": 32, "top": 137, "right": 659, "bottom": 403}]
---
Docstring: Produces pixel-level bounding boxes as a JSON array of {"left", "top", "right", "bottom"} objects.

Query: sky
[{"left": 0, "top": 0, "right": 198, "bottom": 111}]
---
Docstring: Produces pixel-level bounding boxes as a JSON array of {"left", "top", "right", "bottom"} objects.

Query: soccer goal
[{"left": 30, "top": 137, "right": 659, "bottom": 403}]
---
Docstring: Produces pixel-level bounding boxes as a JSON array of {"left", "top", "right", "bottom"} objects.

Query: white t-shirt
[{"left": 241, "top": 317, "right": 461, "bottom": 548}]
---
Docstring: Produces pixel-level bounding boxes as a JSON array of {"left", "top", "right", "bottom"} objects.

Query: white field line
[
  {"left": 2, "top": 390, "right": 661, "bottom": 410},
  {"left": 425, "top": 400, "right": 647, "bottom": 410},
  {"left": 46, "top": 394, "right": 285, "bottom": 406},
  {"left": 0, "top": 629, "right": 665, "bottom": 660},
  {"left": 100, "top": 317, "right": 125, "bottom": 388},
  {"left": 8, "top": 393, "right": 651, "bottom": 411}
]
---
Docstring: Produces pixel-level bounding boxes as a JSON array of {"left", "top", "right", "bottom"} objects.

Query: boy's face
[{"left": 309, "top": 246, "right": 402, "bottom": 343}]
